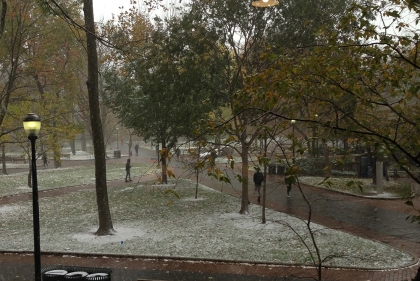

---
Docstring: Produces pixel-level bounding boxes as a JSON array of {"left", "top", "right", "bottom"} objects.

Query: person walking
[
  {"left": 210, "top": 148, "right": 217, "bottom": 167},
  {"left": 134, "top": 144, "right": 139, "bottom": 156},
  {"left": 125, "top": 159, "right": 132, "bottom": 182},
  {"left": 285, "top": 177, "right": 292, "bottom": 197},
  {"left": 285, "top": 165, "right": 296, "bottom": 197},
  {"left": 42, "top": 153, "right": 48, "bottom": 167},
  {"left": 253, "top": 167, "right": 264, "bottom": 203},
  {"left": 175, "top": 147, "right": 181, "bottom": 161}
]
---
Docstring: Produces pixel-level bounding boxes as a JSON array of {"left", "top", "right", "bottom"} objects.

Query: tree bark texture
[
  {"left": 83, "top": 0, "right": 114, "bottom": 235},
  {"left": 239, "top": 145, "right": 250, "bottom": 214},
  {"left": 161, "top": 139, "right": 168, "bottom": 184}
]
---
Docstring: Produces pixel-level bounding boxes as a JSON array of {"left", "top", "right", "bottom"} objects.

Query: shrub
[{"left": 295, "top": 157, "right": 326, "bottom": 176}]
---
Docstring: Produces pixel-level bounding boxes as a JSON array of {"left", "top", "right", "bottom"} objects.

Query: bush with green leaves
[{"left": 295, "top": 157, "right": 326, "bottom": 176}]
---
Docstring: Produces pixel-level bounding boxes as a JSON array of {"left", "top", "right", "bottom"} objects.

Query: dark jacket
[{"left": 253, "top": 171, "right": 264, "bottom": 186}]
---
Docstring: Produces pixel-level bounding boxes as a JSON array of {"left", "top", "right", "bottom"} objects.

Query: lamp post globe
[
  {"left": 23, "top": 113, "right": 42, "bottom": 281},
  {"left": 23, "top": 113, "right": 41, "bottom": 137},
  {"left": 252, "top": 0, "right": 279, "bottom": 7}
]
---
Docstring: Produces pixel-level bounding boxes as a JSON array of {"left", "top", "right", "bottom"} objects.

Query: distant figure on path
[
  {"left": 134, "top": 144, "right": 139, "bottom": 156},
  {"left": 285, "top": 177, "right": 292, "bottom": 197},
  {"left": 253, "top": 167, "right": 264, "bottom": 203},
  {"left": 125, "top": 159, "right": 132, "bottom": 182},
  {"left": 210, "top": 149, "right": 217, "bottom": 167},
  {"left": 285, "top": 165, "right": 296, "bottom": 198},
  {"left": 175, "top": 147, "right": 181, "bottom": 161},
  {"left": 42, "top": 153, "right": 48, "bottom": 167}
]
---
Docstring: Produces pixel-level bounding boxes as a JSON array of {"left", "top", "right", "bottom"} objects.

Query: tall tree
[
  {"left": 0, "top": 0, "right": 83, "bottom": 175},
  {"left": 82, "top": 0, "right": 114, "bottom": 235},
  {"left": 260, "top": 1, "right": 420, "bottom": 182},
  {"left": 245, "top": 0, "right": 420, "bottom": 229},
  {"left": 0, "top": 0, "right": 32, "bottom": 134},
  {"left": 250, "top": 5, "right": 420, "bottom": 278},
  {"left": 103, "top": 14, "right": 223, "bottom": 183},
  {"left": 173, "top": 0, "right": 350, "bottom": 214},
  {"left": 25, "top": 5, "right": 84, "bottom": 168}
]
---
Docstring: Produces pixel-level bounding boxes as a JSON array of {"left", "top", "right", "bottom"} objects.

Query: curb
[{"left": 0, "top": 250, "right": 418, "bottom": 273}]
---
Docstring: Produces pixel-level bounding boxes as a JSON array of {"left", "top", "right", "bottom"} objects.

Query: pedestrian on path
[
  {"left": 42, "top": 153, "right": 48, "bottom": 167},
  {"left": 175, "top": 147, "right": 181, "bottom": 161},
  {"left": 253, "top": 167, "right": 264, "bottom": 203},
  {"left": 285, "top": 165, "right": 297, "bottom": 197},
  {"left": 134, "top": 144, "right": 139, "bottom": 156},
  {"left": 125, "top": 159, "right": 132, "bottom": 182},
  {"left": 210, "top": 148, "right": 217, "bottom": 167}
]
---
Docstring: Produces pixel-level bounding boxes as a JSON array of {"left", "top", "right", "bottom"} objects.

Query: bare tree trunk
[
  {"left": 81, "top": 131, "right": 87, "bottom": 151},
  {"left": 195, "top": 146, "right": 200, "bottom": 199},
  {"left": 322, "top": 141, "right": 332, "bottom": 177},
  {"left": 0, "top": 0, "right": 6, "bottom": 38},
  {"left": 2, "top": 140, "right": 6, "bottom": 175},
  {"left": 161, "top": 139, "right": 168, "bottom": 184},
  {"left": 70, "top": 139, "right": 76, "bottom": 155},
  {"left": 128, "top": 132, "right": 132, "bottom": 158},
  {"left": 83, "top": 0, "right": 114, "bottom": 236},
  {"left": 262, "top": 138, "right": 267, "bottom": 224},
  {"left": 239, "top": 144, "right": 250, "bottom": 214},
  {"left": 52, "top": 120, "right": 62, "bottom": 168},
  {"left": 366, "top": 146, "right": 376, "bottom": 184}
]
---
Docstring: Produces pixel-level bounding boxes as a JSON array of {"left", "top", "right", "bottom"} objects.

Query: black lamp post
[
  {"left": 116, "top": 127, "right": 119, "bottom": 150},
  {"left": 291, "top": 119, "right": 296, "bottom": 162},
  {"left": 23, "top": 113, "right": 42, "bottom": 281}
]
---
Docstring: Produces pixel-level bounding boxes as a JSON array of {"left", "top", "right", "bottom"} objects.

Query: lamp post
[
  {"left": 314, "top": 114, "right": 319, "bottom": 158},
  {"left": 291, "top": 119, "right": 296, "bottom": 163},
  {"left": 23, "top": 113, "right": 42, "bottom": 281},
  {"left": 116, "top": 128, "right": 119, "bottom": 150}
]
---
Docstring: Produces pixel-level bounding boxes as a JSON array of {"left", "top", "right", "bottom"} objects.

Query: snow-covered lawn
[
  {"left": 0, "top": 163, "right": 153, "bottom": 197},
  {"left": 0, "top": 177, "right": 415, "bottom": 269},
  {"left": 299, "top": 176, "right": 413, "bottom": 198}
]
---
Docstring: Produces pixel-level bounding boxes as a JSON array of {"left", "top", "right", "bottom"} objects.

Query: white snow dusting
[{"left": 0, "top": 179, "right": 415, "bottom": 269}]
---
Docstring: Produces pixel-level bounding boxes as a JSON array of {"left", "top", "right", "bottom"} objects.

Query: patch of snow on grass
[
  {"left": 73, "top": 227, "right": 145, "bottom": 245},
  {"left": 0, "top": 205, "right": 19, "bottom": 214},
  {"left": 119, "top": 187, "right": 134, "bottom": 192},
  {"left": 181, "top": 197, "right": 205, "bottom": 201},
  {"left": 151, "top": 184, "right": 176, "bottom": 188},
  {"left": 227, "top": 215, "right": 280, "bottom": 231}
]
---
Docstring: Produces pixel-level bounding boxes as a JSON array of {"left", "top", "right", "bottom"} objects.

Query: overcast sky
[
  {"left": 93, "top": 0, "right": 133, "bottom": 21},
  {"left": 93, "top": 0, "right": 181, "bottom": 22}
]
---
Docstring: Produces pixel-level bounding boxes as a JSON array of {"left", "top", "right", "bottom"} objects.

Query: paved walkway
[{"left": 0, "top": 145, "right": 419, "bottom": 281}]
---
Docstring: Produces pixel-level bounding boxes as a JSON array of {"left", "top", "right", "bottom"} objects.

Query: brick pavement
[
  {"left": 0, "top": 251, "right": 418, "bottom": 281},
  {"left": 195, "top": 173, "right": 420, "bottom": 281}
]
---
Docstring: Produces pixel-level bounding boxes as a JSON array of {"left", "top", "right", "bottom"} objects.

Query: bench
[
  {"left": 12, "top": 156, "right": 27, "bottom": 163},
  {"left": 61, "top": 153, "right": 71, "bottom": 159},
  {"left": 4, "top": 156, "right": 13, "bottom": 162}
]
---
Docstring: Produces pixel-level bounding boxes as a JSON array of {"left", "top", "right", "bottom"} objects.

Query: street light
[
  {"left": 116, "top": 128, "right": 119, "bottom": 150},
  {"left": 291, "top": 119, "right": 296, "bottom": 162},
  {"left": 252, "top": 0, "right": 279, "bottom": 7},
  {"left": 314, "top": 114, "right": 319, "bottom": 158},
  {"left": 23, "top": 113, "right": 42, "bottom": 281}
]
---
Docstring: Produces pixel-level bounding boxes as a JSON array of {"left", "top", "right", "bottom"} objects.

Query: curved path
[{"left": 0, "top": 144, "right": 419, "bottom": 281}]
